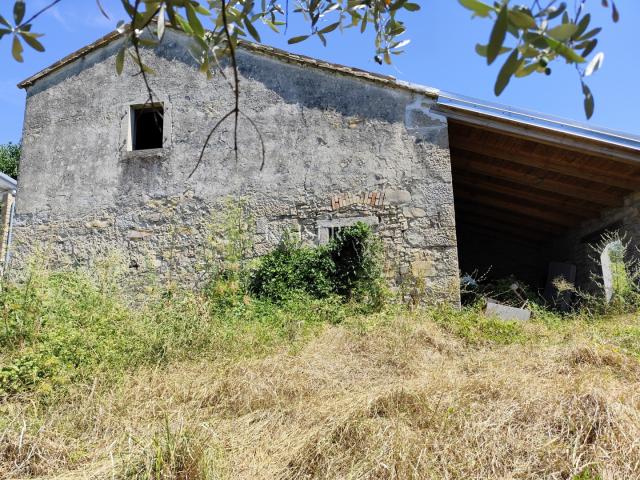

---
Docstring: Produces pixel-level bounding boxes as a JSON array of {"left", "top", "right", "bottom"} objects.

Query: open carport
[{"left": 434, "top": 93, "right": 640, "bottom": 291}]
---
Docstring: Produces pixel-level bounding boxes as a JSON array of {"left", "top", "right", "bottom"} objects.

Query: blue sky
[{"left": 1, "top": 0, "right": 638, "bottom": 144}]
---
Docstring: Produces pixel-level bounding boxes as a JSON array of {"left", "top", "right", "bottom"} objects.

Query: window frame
[{"left": 128, "top": 102, "right": 165, "bottom": 152}]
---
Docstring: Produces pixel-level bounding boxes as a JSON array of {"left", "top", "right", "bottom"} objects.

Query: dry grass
[{"left": 2, "top": 313, "right": 640, "bottom": 479}]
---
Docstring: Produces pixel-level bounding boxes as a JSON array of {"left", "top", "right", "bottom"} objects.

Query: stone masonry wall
[
  {"left": 553, "top": 192, "right": 640, "bottom": 293},
  {"left": 12, "top": 30, "right": 459, "bottom": 302}
]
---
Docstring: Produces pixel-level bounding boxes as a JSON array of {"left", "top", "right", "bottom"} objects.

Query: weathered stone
[
  {"left": 402, "top": 207, "right": 427, "bottom": 218},
  {"left": 384, "top": 189, "right": 412, "bottom": 205},
  {"left": 11, "top": 29, "right": 459, "bottom": 303},
  {"left": 85, "top": 219, "right": 111, "bottom": 229},
  {"left": 127, "top": 230, "right": 152, "bottom": 241}
]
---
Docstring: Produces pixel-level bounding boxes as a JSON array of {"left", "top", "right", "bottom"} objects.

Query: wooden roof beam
[
  {"left": 454, "top": 189, "right": 579, "bottom": 226},
  {"left": 453, "top": 174, "right": 602, "bottom": 219},
  {"left": 455, "top": 202, "right": 561, "bottom": 235},
  {"left": 451, "top": 152, "right": 624, "bottom": 207},
  {"left": 449, "top": 124, "right": 640, "bottom": 191}
]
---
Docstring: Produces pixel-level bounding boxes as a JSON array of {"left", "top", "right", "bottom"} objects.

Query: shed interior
[{"left": 447, "top": 119, "right": 640, "bottom": 290}]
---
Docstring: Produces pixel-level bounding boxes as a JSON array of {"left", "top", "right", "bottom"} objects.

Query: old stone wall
[
  {"left": 13, "top": 30, "right": 459, "bottom": 301},
  {"left": 553, "top": 192, "right": 640, "bottom": 293}
]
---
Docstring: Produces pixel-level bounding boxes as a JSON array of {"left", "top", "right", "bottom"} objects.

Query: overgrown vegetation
[
  {"left": 1, "top": 262, "right": 640, "bottom": 478},
  {"left": 2, "top": 203, "right": 640, "bottom": 478},
  {"left": 0, "top": 142, "right": 20, "bottom": 179},
  {"left": 248, "top": 223, "right": 384, "bottom": 309}
]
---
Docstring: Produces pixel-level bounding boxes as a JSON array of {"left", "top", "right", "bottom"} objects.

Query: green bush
[
  {"left": 246, "top": 231, "right": 335, "bottom": 302},
  {"left": 247, "top": 223, "right": 384, "bottom": 306}
]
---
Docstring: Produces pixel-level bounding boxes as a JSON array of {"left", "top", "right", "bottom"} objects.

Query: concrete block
[{"left": 485, "top": 299, "right": 531, "bottom": 322}]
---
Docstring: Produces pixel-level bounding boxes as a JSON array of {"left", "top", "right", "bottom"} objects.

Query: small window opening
[
  {"left": 131, "top": 104, "right": 164, "bottom": 150},
  {"left": 328, "top": 226, "right": 345, "bottom": 241}
]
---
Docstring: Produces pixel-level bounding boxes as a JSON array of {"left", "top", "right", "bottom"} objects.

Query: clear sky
[{"left": 1, "top": 0, "right": 638, "bottom": 144}]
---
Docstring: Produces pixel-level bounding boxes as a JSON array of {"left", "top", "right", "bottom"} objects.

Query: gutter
[{"left": 434, "top": 91, "right": 640, "bottom": 164}]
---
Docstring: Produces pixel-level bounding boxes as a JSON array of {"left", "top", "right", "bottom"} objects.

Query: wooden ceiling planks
[
  {"left": 453, "top": 173, "right": 602, "bottom": 218},
  {"left": 448, "top": 119, "right": 640, "bottom": 238}
]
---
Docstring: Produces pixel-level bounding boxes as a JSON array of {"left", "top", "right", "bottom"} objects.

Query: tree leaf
[
  {"left": 494, "top": 49, "right": 521, "bottom": 95},
  {"left": 584, "top": 52, "right": 604, "bottom": 77},
  {"left": 403, "top": 3, "right": 420, "bottom": 12},
  {"left": 611, "top": 1, "right": 619, "bottom": 22},
  {"left": 487, "top": 3, "right": 508, "bottom": 65},
  {"left": 244, "top": 17, "right": 261, "bottom": 42},
  {"left": 547, "top": 23, "right": 578, "bottom": 41},
  {"left": 515, "top": 62, "right": 540, "bottom": 78},
  {"left": 545, "top": 36, "right": 585, "bottom": 63},
  {"left": 19, "top": 32, "right": 44, "bottom": 52},
  {"left": 582, "top": 82, "right": 594, "bottom": 119},
  {"left": 115, "top": 47, "right": 125, "bottom": 75},
  {"left": 157, "top": 5, "right": 166, "bottom": 40},
  {"left": 581, "top": 39, "right": 597, "bottom": 58},
  {"left": 578, "top": 27, "right": 601, "bottom": 41},
  {"left": 186, "top": 2, "right": 205, "bottom": 38},
  {"left": 11, "top": 35, "right": 23, "bottom": 62},
  {"left": 0, "top": 15, "right": 11, "bottom": 28},
  {"left": 288, "top": 35, "right": 309, "bottom": 44},
  {"left": 573, "top": 13, "right": 590, "bottom": 39},
  {"left": 13, "top": 1, "right": 25, "bottom": 26},
  {"left": 458, "top": 0, "right": 492, "bottom": 18},
  {"left": 475, "top": 43, "right": 509, "bottom": 57},
  {"left": 508, "top": 9, "right": 536, "bottom": 29},
  {"left": 318, "top": 21, "right": 340, "bottom": 35}
]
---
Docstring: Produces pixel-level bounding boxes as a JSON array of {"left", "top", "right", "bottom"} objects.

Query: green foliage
[
  {"left": 247, "top": 231, "right": 336, "bottom": 302},
  {"left": 429, "top": 305, "right": 527, "bottom": 345},
  {"left": 460, "top": 0, "right": 620, "bottom": 118},
  {"left": 0, "top": 1, "right": 621, "bottom": 118},
  {"left": 0, "top": 258, "right": 350, "bottom": 398},
  {"left": 248, "top": 222, "right": 385, "bottom": 308},
  {"left": 205, "top": 197, "right": 255, "bottom": 279},
  {"left": 0, "top": 142, "right": 19, "bottom": 179}
]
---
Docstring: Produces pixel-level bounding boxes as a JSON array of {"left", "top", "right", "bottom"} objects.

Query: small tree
[{"left": 0, "top": 143, "right": 20, "bottom": 179}]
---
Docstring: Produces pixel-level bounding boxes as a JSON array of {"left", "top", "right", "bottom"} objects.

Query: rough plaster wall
[
  {"left": 553, "top": 192, "right": 640, "bottom": 293},
  {"left": 14, "top": 30, "right": 459, "bottom": 301}
]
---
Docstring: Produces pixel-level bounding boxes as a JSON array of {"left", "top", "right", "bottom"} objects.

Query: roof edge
[
  {"left": 435, "top": 92, "right": 640, "bottom": 162},
  {"left": 17, "top": 29, "right": 126, "bottom": 89},
  {"left": 0, "top": 172, "right": 17, "bottom": 192},
  {"left": 16, "top": 26, "right": 439, "bottom": 98}
]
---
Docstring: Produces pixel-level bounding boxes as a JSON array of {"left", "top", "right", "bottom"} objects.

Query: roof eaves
[
  {"left": 435, "top": 91, "right": 640, "bottom": 162},
  {"left": 16, "top": 26, "right": 438, "bottom": 98},
  {"left": 17, "top": 29, "right": 127, "bottom": 89}
]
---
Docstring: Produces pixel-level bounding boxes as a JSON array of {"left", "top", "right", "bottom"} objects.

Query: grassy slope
[{"left": 1, "top": 270, "right": 640, "bottom": 479}]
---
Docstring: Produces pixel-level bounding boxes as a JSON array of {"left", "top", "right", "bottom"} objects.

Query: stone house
[{"left": 11, "top": 27, "right": 640, "bottom": 302}]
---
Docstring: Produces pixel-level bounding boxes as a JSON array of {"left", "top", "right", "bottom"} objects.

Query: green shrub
[
  {"left": 247, "top": 223, "right": 384, "bottom": 307},
  {"left": 0, "top": 259, "right": 356, "bottom": 398},
  {"left": 329, "top": 222, "right": 384, "bottom": 305},
  {"left": 246, "top": 231, "right": 335, "bottom": 302}
]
